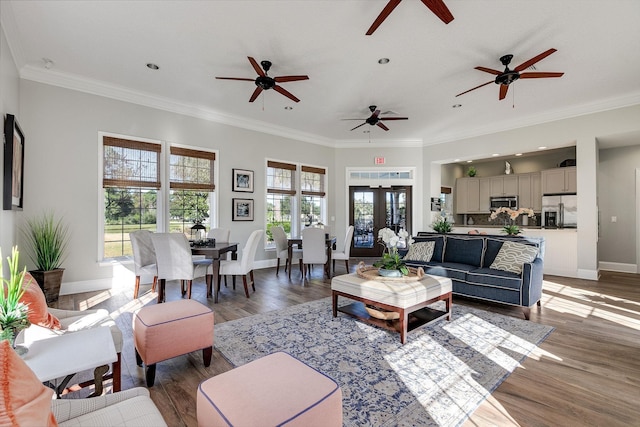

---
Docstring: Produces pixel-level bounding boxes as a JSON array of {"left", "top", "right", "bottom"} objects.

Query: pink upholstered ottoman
[
  {"left": 197, "top": 352, "right": 342, "bottom": 427},
  {"left": 133, "top": 299, "right": 214, "bottom": 387}
]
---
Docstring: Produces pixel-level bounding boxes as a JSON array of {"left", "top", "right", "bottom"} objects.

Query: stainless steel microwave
[{"left": 490, "top": 196, "right": 518, "bottom": 210}]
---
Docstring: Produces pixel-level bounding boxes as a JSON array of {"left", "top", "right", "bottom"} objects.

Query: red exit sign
[{"left": 374, "top": 157, "right": 385, "bottom": 165}]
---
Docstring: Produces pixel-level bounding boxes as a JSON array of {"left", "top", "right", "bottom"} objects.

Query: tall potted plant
[{"left": 22, "top": 212, "right": 70, "bottom": 303}]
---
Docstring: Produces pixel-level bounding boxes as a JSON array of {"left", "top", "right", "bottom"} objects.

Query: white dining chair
[
  {"left": 207, "top": 228, "right": 230, "bottom": 242},
  {"left": 271, "top": 225, "right": 302, "bottom": 276},
  {"left": 129, "top": 230, "right": 158, "bottom": 299},
  {"left": 218, "top": 229, "right": 263, "bottom": 298},
  {"left": 301, "top": 227, "right": 328, "bottom": 281},
  {"left": 150, "top": 233, "right": 212, "bottom": 302},
  {"left": 332, "top": 225, "right": 354, "bottom": 275}
]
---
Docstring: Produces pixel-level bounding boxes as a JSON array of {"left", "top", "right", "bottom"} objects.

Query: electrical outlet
[{"left": 611, "top": 216, "right": 617, "bottom": 223}]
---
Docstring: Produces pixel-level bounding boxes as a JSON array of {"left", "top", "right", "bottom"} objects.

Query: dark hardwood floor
[{"left": 55, "top": 262, "right": 640, "bottom": 426}]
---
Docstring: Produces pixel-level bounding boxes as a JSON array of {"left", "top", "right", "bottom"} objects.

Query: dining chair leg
[
  {"left": 181, "top": 280, "right": 187, "bottom": 296},
  {"left": 187, "top": 280, "right": 193, "bottom": 299},
  {"left": 232, "top": 276, "right": 236, "bottom": 290},
  {"left": 206, "top": 274, "right": 213, "bottom": 296},
  {"left": 344, "top": 260, "right": 349, "bottom": 272},
  {"left": 250, "top": 270, "right": 255, "bottom": 291},
  {"left": 242, "top": 275, "right": 250, "bottom": 298},
  {"left": 276, "top": 258, "right": 281, "bottom": 275},
  {"left": 134, "top": 276, "right": 141, "bottom": 299},
  {"left": 151, "top": 276, "right": 158, "bottom": 293}
]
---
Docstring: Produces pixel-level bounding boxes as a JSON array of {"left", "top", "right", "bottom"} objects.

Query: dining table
[
  {"left": 191, "top": 241, "right": 238, "bottom": 303},
  {"left": 287, "top": 235, "right": 337, "bottom": 279}
]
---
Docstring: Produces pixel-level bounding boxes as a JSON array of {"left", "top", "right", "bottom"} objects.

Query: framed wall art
[
  {"left": 232, "top": 168, "right": 254, "bottom": 193},
  {"left": 3, "top": 114, "right": 25, "bottom": 210},
  {"left": 232, "top": 198, "right": 254, "bottom": 221}
]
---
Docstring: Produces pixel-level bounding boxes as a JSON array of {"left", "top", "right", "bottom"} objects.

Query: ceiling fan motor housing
[
  {"left": 495, "top": 71, "right": 520, "bottom": 86},
  {"left": 255, "top": 76, "right": 276, "bottom": 90}
]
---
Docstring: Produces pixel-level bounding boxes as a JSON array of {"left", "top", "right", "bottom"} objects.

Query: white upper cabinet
[{"left": 542, "top": 167, "right": 577, "bottom": 194}]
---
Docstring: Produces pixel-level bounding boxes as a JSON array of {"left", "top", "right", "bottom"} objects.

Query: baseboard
[{"left": 598, "top": 261, "right": 637, "bottom": 274}]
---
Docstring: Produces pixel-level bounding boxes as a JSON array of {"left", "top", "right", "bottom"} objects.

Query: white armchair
[{"left": 52, "top": 387, "right": 167, "bottom": 426}]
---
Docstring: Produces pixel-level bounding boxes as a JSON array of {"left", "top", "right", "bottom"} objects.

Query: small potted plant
[
  {"left": 0, "top": 247, "right": 30, "bottom": 355},
  {"left": 467, "top": 166, "right": 477, "bottom": 177},
  {"left": 431, "top": 217, "right": 453, "bottom": 233},
  {"left": 22, "top": 212, "right": 70, "bottom": 303}
]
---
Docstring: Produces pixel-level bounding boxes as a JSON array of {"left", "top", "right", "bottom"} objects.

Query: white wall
[
  {"left": 18, "top": 80, "right": 334, "bottom": 283},
  {"left": 422, "top": 104, "right": 640, "bottom": 279},
  {"left": 0, "top": 17, "right": 20, "bottom": 263}
]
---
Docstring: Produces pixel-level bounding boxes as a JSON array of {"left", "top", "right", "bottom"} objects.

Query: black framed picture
[
  {"left": 3, "top": 114, "right": 25, "bottom": 210},
  {"left": 232, "top": 198, "right": 254, "bottom": 221},
  {"left": 232, "top": 168, "right": 254, "bottom": 193}
]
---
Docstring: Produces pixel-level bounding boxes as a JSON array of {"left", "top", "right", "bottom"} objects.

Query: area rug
[{"left": 214, "top": 298, "right": 554, "bottom": 427}]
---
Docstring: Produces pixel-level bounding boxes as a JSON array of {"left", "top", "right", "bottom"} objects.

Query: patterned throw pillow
[
  {"left": 490, "top": 241, "right": 539, "bottom": 274},
  {"left": 403, "top": 241, "right": 435, "bottom": 262}
]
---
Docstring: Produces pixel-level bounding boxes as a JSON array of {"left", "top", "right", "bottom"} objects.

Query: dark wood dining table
[
  {"left": 191, "top": 242, "right": 238, "bottom": 303},
  {"left": 287, "top": 235, "right": 337, "bottom": 279}
]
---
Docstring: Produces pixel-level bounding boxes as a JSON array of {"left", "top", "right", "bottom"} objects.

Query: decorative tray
[{"left": 356, "top": 261, "right": 425, "bottom": 282}]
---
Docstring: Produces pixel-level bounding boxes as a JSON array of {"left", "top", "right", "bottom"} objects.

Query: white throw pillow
[
  {"left": 490, "top": 241, "right": 539, "bottom": 274},
  {"left": 403, "top": 241, "right": 435, "bottom": 262}
]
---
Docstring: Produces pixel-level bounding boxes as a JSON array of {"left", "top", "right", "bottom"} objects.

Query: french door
[{"left": 349, "top": 186, "right": 412, "bottom": 257}]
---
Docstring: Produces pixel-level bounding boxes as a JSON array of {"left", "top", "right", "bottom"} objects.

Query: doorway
[{"left": 349, "top": 186, "right": 412, "bottom": 257}]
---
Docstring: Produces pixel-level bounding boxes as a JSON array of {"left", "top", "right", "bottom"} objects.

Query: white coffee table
[{"left": 20, "top": 325, "right": 117, "bottom": 397}]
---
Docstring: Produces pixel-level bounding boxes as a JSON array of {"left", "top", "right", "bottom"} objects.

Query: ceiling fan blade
[
  {"left": 215, "top": 77, "right": 255, "bottom": 82},
  {"left": 519, "top": 72, "right": 565, "bottom": 79},
  {"left": 273, "top": 84, "right": 301, "bottom": 103},
  {"left": 499, "top": 84, "right": 509, "bottom": 100},
  {"left": 366, "top": 0, "right": 401, "bottom": 35},
  {"left": 249, "top": 86, "right": 263, "bottom": 102},
  {"left": 420, "top": 0, "right": 454, "bottom": 24},
  {"left": 377, "top": 122, "right": 390, "bottom": 131},
  {"left": 379, "top": 117, "right": 408, "bottom": 121},
  {"left": 350, "top": 122, "right": 367, "bottom": 131},
  {"left": 274, "top": 75, "right": 310, "bottom": 83},
  {"left": 248, "top": 57, "right": 265, "bottom": 77},
  {"left": 514, "top": 48, "right": 557, "bottom": 72},
  {"left": 342, "top": 118, "right": 367, "bottom": 121},
  {"left": 475, "top": 66, "right": 502, "bottom": 75},
  {"left": 455, "top": 81, "right": 493, "bottom": 97},
  {"left": 370, "top": 109, "right": 381, "bottom": 119}
]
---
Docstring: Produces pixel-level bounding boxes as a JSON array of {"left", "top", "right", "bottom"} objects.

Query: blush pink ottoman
[
  {"left": 133, "top": 299, "right": 214, "bottom": 387},
  {"left": 197, "top": 352, "right": 342, "bottom": 427}
]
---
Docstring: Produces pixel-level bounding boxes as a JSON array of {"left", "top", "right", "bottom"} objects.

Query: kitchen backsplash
[{"left": 461, "top": 213, "right": 541, "bottom": 227}]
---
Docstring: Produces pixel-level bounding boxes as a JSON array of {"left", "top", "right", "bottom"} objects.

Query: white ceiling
[{"left": 2, "top": 0, "right": 640, "bottom": 147}]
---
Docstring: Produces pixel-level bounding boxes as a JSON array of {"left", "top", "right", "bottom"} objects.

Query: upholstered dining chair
[
  {"left": 301, "top": 227, "right": 328, "bottom": 281},
  {"left": 207, "top": 227, "right": 230, "bottom": 243},
  {"left": 150, "top": 233, "right": 213, "bottom": 303},
  {"left": 332, "top": 225, "right": 354, "bottom": 275},
  {"left": 218, "top": 229, "right": 263, "bottom": 298},
  {"left": 129, "top": 230, "right": 158, "bottom": 299},
  {"left": 271, "top": 225, "right": 302, "bottom": 276}
]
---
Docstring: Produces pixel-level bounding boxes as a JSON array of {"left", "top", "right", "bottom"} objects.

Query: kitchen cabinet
[
  {"left": 542, "top": 167, "right": 577, "bottom": 194},
  {"left": 455, "top": 177, "right": 480, "bottom": 213},
  {"left": 479, "top": 178, "right": 491, "bottom": 212},
  {"left": 489, "top": 175, "right": 518, "bottom": 197},
  {"left": 518, "top": 172, "right": 542, "bottom": 211}
]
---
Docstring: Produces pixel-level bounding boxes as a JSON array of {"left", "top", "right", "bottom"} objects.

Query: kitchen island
[{"left": 446, "top": 226, "right": 579, "bottom": 278}]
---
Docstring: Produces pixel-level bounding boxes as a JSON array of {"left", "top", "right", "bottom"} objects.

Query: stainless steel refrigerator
[{"left": 541, "top": 195, "right": 577, "bottom": 228}]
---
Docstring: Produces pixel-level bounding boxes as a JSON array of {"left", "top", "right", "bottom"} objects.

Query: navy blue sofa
[{"left": 401, "top": 232, "right": 545, "bottom": 319}]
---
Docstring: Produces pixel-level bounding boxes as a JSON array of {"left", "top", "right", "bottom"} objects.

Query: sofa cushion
[
  {"left": 443, "top": 237, "right": 485, "bottom": 267},
  {"left": 403, "top": 241, "right": 435, "bottom": 262},
  {"left": 466, "top": 267, "right": 523, "bottom": 290},
  {"left": 412, "top": 235, "right": 445, "bottom": 262},
  {"left": 490, "top": 241, "right": 539, "bottom": 274},
  {"left": 418, "top": 262, "right": 474, "bottom": 282}
]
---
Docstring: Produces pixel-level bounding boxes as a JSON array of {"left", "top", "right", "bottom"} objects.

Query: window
[
  {"left": 265, "top": 160, "right": 327, "bottom": 246},
  {"left": 102, "top": 136, "right": 160, "bottom": 258},
  {"left": 169, "top": 147, "right": 215, "bottom": 237},
  {"left": 300, "top": 165, "right": 326, "bottom": 228},
  {"left": 266, "top": 161, "right": 296, "bottom": 244}
]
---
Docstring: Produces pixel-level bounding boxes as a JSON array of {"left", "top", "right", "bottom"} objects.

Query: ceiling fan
[
  {"left": 215, "top": 57, "right": 309, "bottom": 103},
  {"left": 456, "top": 48, "right": 564, "bottom": 100},
  {"left": 343, "top": 105, "right": 408, "bottom": 131},
  {"left": 366, "top": 0, "right": 454, "bottom": 35}
]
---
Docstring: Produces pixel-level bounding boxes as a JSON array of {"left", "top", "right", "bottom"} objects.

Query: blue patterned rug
[{"left": 214, "top": 298, "right": 553, "bottom": 427}]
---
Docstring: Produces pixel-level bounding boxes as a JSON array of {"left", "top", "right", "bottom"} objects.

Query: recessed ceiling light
[
  {"left": 515, "top": 153, "right": 523, "bottom": 156},
  {"left": 452, "top": 104, "right": 462, "bottom": 108},
  {"left": 538, "top": 146, "right": 547, "bottom": 150},
  {"left": 146, "top": 63, "right": 160, "bottom": 70},
  {"left": 378, "top": 58, "right": 390, "bottom": 64},
  {"left": 284, "top": 106, "right": 293, "bottom": 110},
  {"left": 454, "top": 159, "right": 461, "bottom": 162},
  {"left": 466, "top": 160, "right": 473, "bottom": 163},
  {"left": 492, "top": 153, "right": 500, "bottom": 157}
]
